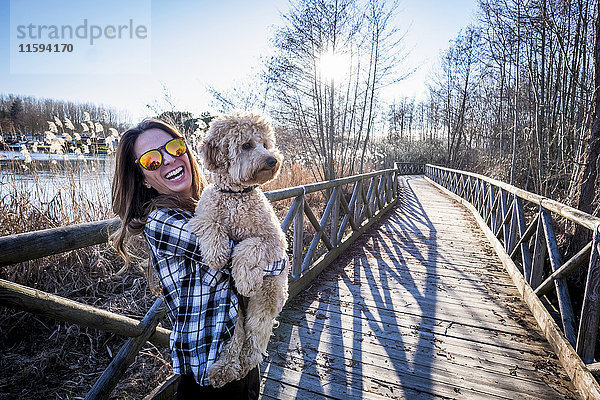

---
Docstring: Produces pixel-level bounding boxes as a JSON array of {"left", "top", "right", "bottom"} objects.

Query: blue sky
[{"left": 1, "top": 0, "right": 478, "bottom": 122}]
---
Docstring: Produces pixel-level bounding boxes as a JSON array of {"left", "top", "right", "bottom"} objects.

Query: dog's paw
[
  {"left": 239, "top": 341, "right": 264, "bottom": 374},
  {"left": 208, "top": 359, "right": 243, "bottom": 388}
]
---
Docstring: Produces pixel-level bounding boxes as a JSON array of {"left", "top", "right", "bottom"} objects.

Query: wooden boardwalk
[{"left": 259, "top": 176, "right": 580, "bottom": 399}]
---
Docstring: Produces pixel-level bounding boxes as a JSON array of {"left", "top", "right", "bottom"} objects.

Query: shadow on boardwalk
[{"left": 260, "top": 176, "right": 579, "bottom": 400}]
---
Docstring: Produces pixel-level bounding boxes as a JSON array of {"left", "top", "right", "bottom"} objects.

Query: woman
[{"left": 111, "top": 119, "right": 285, "bottom": 399}]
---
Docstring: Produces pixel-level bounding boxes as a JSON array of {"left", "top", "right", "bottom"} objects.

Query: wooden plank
[
  {"left": 267, "top": 340, "right": 549, "bottom": 400},
  {"left": 269, "top": 320, "right": 569, "bottom": 399},
  {"left": 278, "top": 305, "right": 558, "bottom": 364},
  {"left": 261, "top": 362, "right": 438, "bottom": 400},
  {"left": 426, "top": 175, "right": 600, "bottom": 400},
  {"left": 324, "top": 251, "right": 515, "bottom": 287},
  {"left": 0, "top": 279, "right": 170, "bottom": 347},
  {"left": 478, "top": 179, "right": 488, "bottom": 216},
  {"left": 393, "top": 165, "right": 399, "bottom": 195},
  {"left": 291, "top": 287, "right": 544, "bottom": 341},
  {"left": 318, "top": 269, "right": 519, "bottom": 305},
  {"left": 474, "top": 178, "right": 482, "bottom": 212},
  {"left": 367, "top": 244, "right": 521, "bottom": 276},
  {"left": 502, "top": 197, "right": 514, "bottom": 248},
  {"left": 386, "top": 173, "right": 393, "bottom": 203},
  {"left": 353, "top": 180, "right": 363, "bottom": 225},
  {"left": 494, "top": 189, "right": 511, "bottom": 249},
  {"left": 576, "top": 226, "right": 600, "bottom": 363},
  {"left": 318, "top": 254, "right": 516, "bottom": 293},
  {"left": 313, "top": 275, "right": 533, "bottom": 322}
]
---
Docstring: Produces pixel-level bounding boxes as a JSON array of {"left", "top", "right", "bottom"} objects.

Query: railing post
[
  {"left": 576, "top": 225, "right": 600, "bottom": 362},
  {"left": 487, "top": 185, "right": 496, "bottom": 229},
  {"left": 530, "top": 209, "right": 547, "bottom": 288},
  {"left": 540, "top": 208, "right": 577, "bottom": 345},
  {"left": 355, "top": 180, "right": 363, "bottom": 226},
  {"left": 363, "top": 177, "right": 376, "bottom": 219},
  {"left": 85, "top": 298, "right": 166, "bottom": 400},
  {"left": 376, "top": 174, "right": 385, "bottom": 210},
  {"left": 330, "top": 187, "right": 340, "bottom": 247},
  {"left": 466, "top": 175, "right": 473, "bottom": 203},
  {"left": 393, "top": 165, "right": 398, "bottom": 197},
  {"left": 292, "top": 192, "right": 305, "bottom": 280},
  {"left": 389, "top": 172, "right": 393, "bottom": 201},
  {"left": 497, "top": 190, "right": 511, "bottom": 249},
  {"left": 478, "top": 180, "right": 487, "bottom": 216},
  {"left": 515, "top": 197, "right": 533, "bottom": 279},
  {"left": 507, "top": 195, "right": 518, "bottom": 255}
]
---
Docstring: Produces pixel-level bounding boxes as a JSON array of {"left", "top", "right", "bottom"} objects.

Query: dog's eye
[{"left": 242, "top": 142, "right": 253, "bottom": 150}]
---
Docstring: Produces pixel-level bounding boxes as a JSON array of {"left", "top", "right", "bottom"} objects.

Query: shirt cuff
[{"left": 263, "top": 257, "right": 288, "bottom": 276}]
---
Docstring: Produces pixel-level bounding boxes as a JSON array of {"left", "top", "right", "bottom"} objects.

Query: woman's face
[{"left": 134, "top": 128, "right": 193, "bottom": 197}]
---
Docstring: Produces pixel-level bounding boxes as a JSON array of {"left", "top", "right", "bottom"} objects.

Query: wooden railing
[
  {"left": 0, "top": 166, "right": 406, "bottom": 399},
  {"left": 395, "top": 161, "right": 425, "bottom": 175},
  {"left": 425, "top": 164, "right": 600, "bottom": 400}
]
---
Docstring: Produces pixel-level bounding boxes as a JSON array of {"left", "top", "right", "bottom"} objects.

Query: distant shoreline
[{"left": 0, "top": 150, "right": 111, "bottom": 162}]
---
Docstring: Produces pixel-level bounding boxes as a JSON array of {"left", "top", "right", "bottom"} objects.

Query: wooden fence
[
  {"left": 0, "top": 167, "right": 402, "bottom": 399},
  {"left": 425, "top": 164, "right": 600, "bottom": 400}
]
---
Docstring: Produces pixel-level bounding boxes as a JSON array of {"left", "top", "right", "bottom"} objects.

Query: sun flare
[{"left": 318, "top": 51, "right": 350, "bottom": 82}]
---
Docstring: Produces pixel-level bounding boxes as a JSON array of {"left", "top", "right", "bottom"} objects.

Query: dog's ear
[{"left": 201, "top": 139, "right": 228, "bottom": 172}]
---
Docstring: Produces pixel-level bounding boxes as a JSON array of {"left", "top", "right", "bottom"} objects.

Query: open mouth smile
[{"left": 165, "top": 166, "right": 184, "bottom": 180}]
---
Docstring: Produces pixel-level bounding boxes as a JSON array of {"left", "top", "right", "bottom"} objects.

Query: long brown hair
[{"left": 111, "top": 119, "right": 206, "bottom": 280}]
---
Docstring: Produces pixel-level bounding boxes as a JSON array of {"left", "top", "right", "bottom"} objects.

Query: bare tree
[
  {"left": 570, "top": 0, "right": 600, "bottom": 251},
  {"left": 267, "top": 0, "right": 408, "bottom": 179}
]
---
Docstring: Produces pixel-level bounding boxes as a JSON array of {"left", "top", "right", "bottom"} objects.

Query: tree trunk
[{"left": 570, "top": 1, "right": 600, "bottom": 254}]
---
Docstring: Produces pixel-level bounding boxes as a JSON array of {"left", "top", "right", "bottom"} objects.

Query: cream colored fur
[{"left": 188, "top": 113, "right": 289, "bottom": 388}]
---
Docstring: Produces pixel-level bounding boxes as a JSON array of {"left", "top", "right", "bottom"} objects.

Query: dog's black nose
[{"left": 266, "top": 157, "right": 278, "bottom": 168}]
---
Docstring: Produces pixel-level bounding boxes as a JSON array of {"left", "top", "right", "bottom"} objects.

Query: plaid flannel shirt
[{"left": 144, "top": 207, "right": 288, "bottom": 386}]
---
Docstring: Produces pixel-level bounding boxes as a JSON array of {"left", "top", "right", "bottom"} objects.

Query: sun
[{"left": 318, "top": 51, "right": 350, "bottom": 82}]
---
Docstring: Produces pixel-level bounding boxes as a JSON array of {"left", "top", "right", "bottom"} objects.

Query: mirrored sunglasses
[{"left": 136, "top": 137, "right": 187, "bottom": 171}]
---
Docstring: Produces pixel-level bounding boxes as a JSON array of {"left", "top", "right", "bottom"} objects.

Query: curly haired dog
[{"left": 188, "top": 113, "right": 289, "bottom": 388}]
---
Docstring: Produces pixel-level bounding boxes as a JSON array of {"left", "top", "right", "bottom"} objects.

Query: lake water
[{"left": 0, "top": 151, "right": 115, "bottom": 221}]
